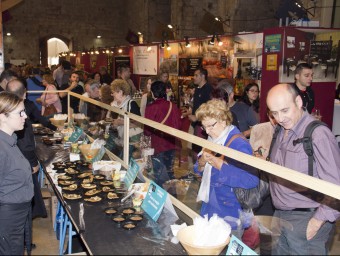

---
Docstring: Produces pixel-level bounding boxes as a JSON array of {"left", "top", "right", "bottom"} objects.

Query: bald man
[{"left": 266, "top": 83, "right": 340, "bottom": 255}]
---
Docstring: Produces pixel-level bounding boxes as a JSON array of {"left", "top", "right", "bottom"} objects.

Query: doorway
[
  {"left": 47, "top": 38, "right": 68, "bottom": 67},
  {"left": 39, "top": 35, "right": 70, "bottom": 67}
]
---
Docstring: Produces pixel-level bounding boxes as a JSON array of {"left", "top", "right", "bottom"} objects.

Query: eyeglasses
[
  {"left": 201, "top": 121, "right": 217, "bottom": 131},
  {"left": 249, "top": 89, "right": 259, "bottom": 93},
  {"left": 9, "top": 109, "right": 26, "bottom": 117}
]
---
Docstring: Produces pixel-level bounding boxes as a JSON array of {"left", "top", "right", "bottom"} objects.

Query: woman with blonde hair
[
  {"left": 109, "top": 79, "right": 142, "bottom": 146},
  {"left": 194, "top": 99, "right": 258, "bottom": 238},
  {"left": 0, "top": 92, "right": 33, "bottom": 255},
  {"left": 39, "top": 73, "right": 62, "bottom": 116}
]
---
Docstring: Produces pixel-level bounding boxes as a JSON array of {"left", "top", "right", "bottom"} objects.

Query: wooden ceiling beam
[{"left": 2, "top": 0, "right": 23, "bottom": 12}]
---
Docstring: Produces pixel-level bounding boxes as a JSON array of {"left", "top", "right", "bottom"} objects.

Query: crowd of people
[{"left": 0, "top": 61, "right": 339, "bottom": 255}]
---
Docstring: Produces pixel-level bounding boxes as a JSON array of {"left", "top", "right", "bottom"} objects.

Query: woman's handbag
[
  {"left": 224, "top": 133, "right": 270, "bottom": 211},
  {"left": 43, "top": 104, "right": 58, "bottom": 117},
  {"left": 42, "top": 85, "right": 58, "bottom": 117}
]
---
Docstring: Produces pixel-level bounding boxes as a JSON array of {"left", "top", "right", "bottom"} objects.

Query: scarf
[{"left": 196, "top": 125, "right": 235, "bottom": 203}]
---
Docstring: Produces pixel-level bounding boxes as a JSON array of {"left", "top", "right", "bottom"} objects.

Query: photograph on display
[
  {"left": 233, "top": 33, "right": 263, "bottom": 81},
  {"left": 264, "top": 34, "right": 281, "bottom": 53},
  {"left": 279, "top": 29, "right": 339, "bottom": 83},
  {"left": 132, "top": 46, "right": 158, "bottom": 75},
  {"left": 287, "top": 36, "right": 296, "bottom": 48},
  {"left": 159, "top": 43, "right": 178, "bottom": 75},
  {"left": 178, "top": 37, "right": 234, "bottom": 83}
]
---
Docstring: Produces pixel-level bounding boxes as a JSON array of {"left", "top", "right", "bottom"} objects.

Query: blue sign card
[
  {"left": 91, "top": 146, "right": 106, "bottom": 163},
  {"left": 226, "top": 235, "right": 257, "bottom": 255},
  {"left": 141, "top": 181, "right": 167, "bottom": 222},
  {"left": 123, "top": 159, "right": 140, "bottom": 189},
  {"left": 68, "top": 127, "right": 84, "bottom": 143}
]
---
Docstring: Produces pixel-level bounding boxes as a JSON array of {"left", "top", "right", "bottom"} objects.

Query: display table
[{"left": 35, "top": 135, "right": 186, "bottom": 255}]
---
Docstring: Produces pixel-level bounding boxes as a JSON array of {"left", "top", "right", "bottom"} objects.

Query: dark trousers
[
  {"left": 32, "top": 172, "right": 47, "bottom": 219},
  {"left": 0, "top": 201, "right": 31, "bottom": 255}
]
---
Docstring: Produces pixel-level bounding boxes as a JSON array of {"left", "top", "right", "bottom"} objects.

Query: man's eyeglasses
[
  {"left": 201, "top": 121, "right": 217, "bottom": 131},
  {"left": 9, "top": 109, "right": 26, "bottom": 117}
]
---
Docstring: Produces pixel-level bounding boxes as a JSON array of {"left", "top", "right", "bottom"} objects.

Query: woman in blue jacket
[{"left": 193, "top": 99, "right": 259, "bottom": 234}]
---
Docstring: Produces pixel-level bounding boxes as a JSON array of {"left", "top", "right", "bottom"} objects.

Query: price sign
[
  {"left": 123, "top": 159, "right": 140, "bottom": 189},
  {"left": 141, "top": 181, "right": 167, "bottom": 221},
  {"left": 68, "top": 127, "right": 83, "bottom": 142}
]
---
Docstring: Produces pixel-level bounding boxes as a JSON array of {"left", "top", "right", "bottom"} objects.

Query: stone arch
[{"left": 39, "top": 34, "right": 71, "bottom": 67}]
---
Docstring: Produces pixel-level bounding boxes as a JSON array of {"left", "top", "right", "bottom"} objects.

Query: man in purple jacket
[{"left": 266, "top": 83, "right": 340, "bottom": 255}]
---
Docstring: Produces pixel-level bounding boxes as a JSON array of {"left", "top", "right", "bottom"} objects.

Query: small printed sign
[
  {"left": 226, "top": 235, "right": 257, "bottom": 255},
  {"left": 68, "top": 127, "right": 83, "bottom": 142},
  {"left": 123, "top": 159, "right": 140, "bottom": 189},
  {"left": 141, "top": 181, "right": 167, "bottom": 221}
]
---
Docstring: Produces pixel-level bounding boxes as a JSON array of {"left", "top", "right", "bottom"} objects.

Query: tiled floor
[{"left": 30, "top": 143, "right": 340, "bottom": 255}]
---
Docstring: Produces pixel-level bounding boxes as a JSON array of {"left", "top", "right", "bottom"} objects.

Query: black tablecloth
[{"left": 35, "top": 135, "right": 186, "bottom": 255}]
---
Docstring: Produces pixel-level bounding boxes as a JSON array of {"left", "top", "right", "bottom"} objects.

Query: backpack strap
[
  {"left": 292, "top": 120, "right": 327, "bottom": 176},
  {"left": 266, "top": 125, "right": 281, "bottom": 161}
]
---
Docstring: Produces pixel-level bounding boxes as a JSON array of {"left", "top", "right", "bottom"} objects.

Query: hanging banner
[{"left": 133, "top": 46, "right": 158, "bottom": 75}]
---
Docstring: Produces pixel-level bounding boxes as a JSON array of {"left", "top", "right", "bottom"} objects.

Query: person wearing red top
[{"left": 144, "top": 81, "right": 181, "bottom": 181}]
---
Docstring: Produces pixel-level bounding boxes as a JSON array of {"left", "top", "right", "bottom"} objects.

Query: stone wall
[{"left": 2, "top": 0, "right": 308, "bottom": 65}]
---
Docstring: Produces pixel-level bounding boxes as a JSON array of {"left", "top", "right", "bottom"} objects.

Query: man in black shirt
[
  {"left": 292, "top": 63, "right": 314, "bottom": 113},
  {"left": 183, "top": 67, "right": 212, "bottom": 161},
  {"left": 59, "top": 71, "right": 84, "bottom": 114}
]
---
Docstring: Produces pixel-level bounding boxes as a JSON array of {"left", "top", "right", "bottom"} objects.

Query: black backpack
[{"left": 292, "top": 120, "right": 327, "bottom": 176}]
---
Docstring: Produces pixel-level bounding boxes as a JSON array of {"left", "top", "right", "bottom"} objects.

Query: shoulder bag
[
  {"left": 43, "top": 85, "right": 58, "bottom": 117},
  {"left": 226, "top": 133, "right": 273, "bottom": 211}
]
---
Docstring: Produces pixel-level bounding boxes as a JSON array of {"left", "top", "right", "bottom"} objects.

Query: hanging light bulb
[
  {"left": 209, "top": 35, "right": 216, "bottom": 45},
  {"left": 185, "top": 36, "right": 191, "bottom": 48}
]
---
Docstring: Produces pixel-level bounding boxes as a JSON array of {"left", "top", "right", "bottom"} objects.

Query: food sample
[
  {"left": 81, "top": 183, "right": 96, "bottom": 189},
  {"left": 65, "top": 168, "right": 79, "bottom": 175},
  {"left": 58, "top": 180, "right": 76, "bottom": 186},
  {"left": 63, "top": 184, "right": 78, "bottom": 191},
  {"left": 123, "top": 222, "right": 136, "bottom": 230},
  {"left": 129, "top": 215, "right": 143, "bottom": 222},
  {"left": 102, "top": 186, "right": 115, "bottom": 192},
  {"left": 63, "top": 193, "right": 81, "bottom": 200},
  {"left": 107, "top": 192, "right": 119, "bottom": 199},
  {"left": 105, "top": 208, "right": 117, "bottom": 215},
  {"left": 84, "top": 196, "right": 102, "bottom": 202},
  {"left": 78, "top": 173, "right": 93, "bottom": 179},
  {"left": 100, "top": 180, "right": 113, "bottom": 186},
  {"left": 57, "top": 175, "right": 72, "bottom": 180},
  {"left": 122, "top": 208, "right": 135, "bottom": 215},
  {"left": 85, "top": 189, "right": 101, "bottom": 196},
  {"left": 94, "top": 174, "right": 105, "bottom": 180}
]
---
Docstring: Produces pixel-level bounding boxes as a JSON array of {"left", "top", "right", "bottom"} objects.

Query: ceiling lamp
[
  {"left": 185, "top": 36, "right": 191, "bottom": 48},
  {"left": 97, "top": 35, "right": 102, "bottom": 39},
  {"left": 209, "top": 35, "right": 215, "bottom": 45},
  {"left": 118, "top": 49, "right": 123, "bottom": 53}
]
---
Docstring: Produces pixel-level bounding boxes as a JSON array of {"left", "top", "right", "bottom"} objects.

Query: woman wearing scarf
[
  {"left": 193, "top": 99, "right": 258, "bottom": 238},
  {"left": 109, "top": 79, "right": 142, "bottom": 153}
]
